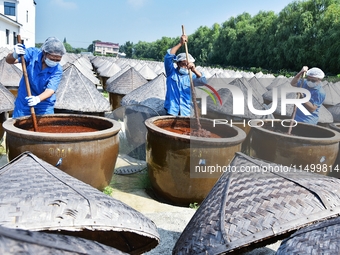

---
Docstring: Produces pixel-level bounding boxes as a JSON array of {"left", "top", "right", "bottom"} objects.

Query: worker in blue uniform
[
  {"left": 164, "top": 34, "right": 206, "bottom": 116},
  {"left": 6, "top": 37, "right": 66, "bottom": 118}
]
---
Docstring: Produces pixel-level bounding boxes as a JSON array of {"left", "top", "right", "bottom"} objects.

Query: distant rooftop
[{"left": 95, "top": 41, "right": 119, "bottom": 48}]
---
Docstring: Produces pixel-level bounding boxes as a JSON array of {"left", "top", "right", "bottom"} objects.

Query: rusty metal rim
[
  {"left": 2, "top": 114, "right": 121, "bottom": 142},
  {"left": 144, "top": 115, "right": 246, "bottom": 145},
  {"left": 251, "top": 119, "right": 340, "bottom": 144}
]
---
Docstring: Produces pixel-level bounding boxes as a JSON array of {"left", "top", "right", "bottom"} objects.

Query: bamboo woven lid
[
  {"left": 0, "top": 58, "right": 22, "bottom": 87},
  {"left": 0, "top": 225, "right": 128, "bottom": 254},
  {"left": 276, "top": 216, "right": 340, "bottom": 254},
  {"left": 121, "top": 73, "right": 166, "bottom": 114},
  {"left": 0, "top": 152, "right": 160, "bottom": 255},
  {"left": 0, "top": 82, "right": 15, "bottom": 112},
  {"left": 105, "top": 67, "right": 148, "bottom": 94},
  {"left": 54, "top": 64, "right": 111, "bottom": 113},
  {"left": 173, "top": 152, "right": 340, "bottom": 255}
]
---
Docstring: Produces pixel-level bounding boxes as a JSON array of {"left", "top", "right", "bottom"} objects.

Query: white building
[
  {"left": 0, "top": 0, "right": 36, "bottom": 48},
  {"left": 94, "top": 41, "right": 119, "bottom": 56}
]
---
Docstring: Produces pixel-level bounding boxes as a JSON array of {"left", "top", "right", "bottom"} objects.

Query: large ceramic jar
[
  {"left": 3, "top": 114, "right": 121, "bottom": 190},
  {"left": 145, "top": 116, "right": 246, "bottom": 206}
]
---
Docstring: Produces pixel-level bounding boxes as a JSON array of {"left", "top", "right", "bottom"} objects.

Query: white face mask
[
  {"left": 44, "top": 57, "right": 58, "bottom": 67},
  {"left": 179, "top": 68, "right": 189, "bottom": 75},
  {"left": 307, "top": 80, "right": 319, "bottom": 88}
]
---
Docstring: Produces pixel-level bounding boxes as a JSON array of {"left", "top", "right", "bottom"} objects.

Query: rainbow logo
[{"left": 198, "top": 83, "right": 223, "bottom": 106}]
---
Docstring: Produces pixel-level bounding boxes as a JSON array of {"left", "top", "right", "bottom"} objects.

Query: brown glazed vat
[
  {"left": 0, "top": 112, "right": 5, "bottom": 141},
  {"left": 203, "top": 110, "right": 254, "bottom": 154},
  {"left": 250, "top": 120, "right": 340, "bottom": 176},
  {"left": 145, "top": 116, "right": 246, "bottom": 206},
  {"left": 109, "top": 93, "right": 124, "bottom": 111},
  {"left": 329, "top": 123, "right": 340, "bottom": 178},
  {"left": 3, "top": 114, "right": 121, "bottom": 190}
]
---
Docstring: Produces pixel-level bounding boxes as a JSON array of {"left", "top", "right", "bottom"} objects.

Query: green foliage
[
  {"left": 189, "top": 202, "right": 199, "bottom": 210},
  {"left": 35, "top": 43, "right": 43, "bottom": 48},
  {"left": 102, "top": 91, "right": 109, "bottom": 99},
  {"left": 0, "top": 142, "right": 5, "bottom": 155},
  {"left": 36, "top": 39, "right": 93, "bottom": 54},
  {"left": 117, "top": 0, "right": 340, "bottom": 75},
  {"left": 103, "top": 186, "right": 114, "bottom": 196},
  {"left": 120, "top": 41, "right": 134, "bottom": 58},
  {"left": 63, "top": 42, "right": 73, "bottom": 52},
  {"left": 35, "top": 0, "right": 340, "bottom": 74},
  {"left": 136, "top": 168, "right": 152, "bottom": 190},
  {"left": 326, "top": 75, "right": 340, "bottom": 83}
]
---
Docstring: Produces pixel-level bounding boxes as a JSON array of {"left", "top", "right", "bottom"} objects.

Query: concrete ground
[{"left": 0, "top": 137, "right": 280, "bottom": 255}]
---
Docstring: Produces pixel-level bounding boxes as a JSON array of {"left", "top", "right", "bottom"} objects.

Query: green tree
[
  {"left": 248, "top": 11, "right": 278, "bottom": 69},
  {"left": 151, "top": 37, "right": 174, "bottom": 61},
  {"left": 120, "top": 41, "right": 134, "bottom": 58},
  {"left": 88, "top": 40, "right": 101, "bottom": 54},
  {"left": 271, "top": 0, "right": 340, "bottom": 73},
  {"left": 63, "top": 42, "right": 73, "bottom": 53},
  {"left": 90, "top": 0, "right": 340, "bottom": 75},
  {"left": 35, "top": 43, "right": 43, "bottom": 48},
  {"left": 189, "top": 23, "right": 220, "bottom": 66},
  {"left": 315, "top": 0, "right": 340, "bottom": 74},
  {"left": 230, "top": 12, "right": 256, "bottom": 67},
  {"left": 133, "top": 41, "right": 152, "bottom": 59},
  {"left": 212, "top": 16, "right": 238, "bottom": 66}
]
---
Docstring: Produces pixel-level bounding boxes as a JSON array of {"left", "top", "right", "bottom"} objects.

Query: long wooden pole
[
  {"left": 288, "top": 72, "right": 305, "bottom": 135},
  {"left": 17, "top": 35, "right": 38, "bottom": 131},
  {"left": 181, "top": 25, "right": 201, "bottom": 130}
]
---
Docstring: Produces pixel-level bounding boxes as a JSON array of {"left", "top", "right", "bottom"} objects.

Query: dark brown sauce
[
  {"left": 28, "top": 125, "right": 98, "bottom": 133},
  {"left": 162, "top": 127, "right": 221, "bottom": 138}
]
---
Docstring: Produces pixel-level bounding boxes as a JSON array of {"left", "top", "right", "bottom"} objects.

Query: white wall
[
  {"left": 0, "top": 0, "right": 35, "bottom": 49},
  {"left": 17, "top": 0, "right": 36, "bottom": 47}
]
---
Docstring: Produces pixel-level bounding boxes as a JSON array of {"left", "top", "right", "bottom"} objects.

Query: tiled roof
[{"left": 95, "top": 42, "right": 119, "bottom": 48}]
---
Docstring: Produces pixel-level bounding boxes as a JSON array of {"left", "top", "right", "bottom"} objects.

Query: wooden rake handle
[
  {"left": 17, "top": 35, "right": 38, "bottom": 131},
  {"left": 181, "top": 25, "right": 201, "bottom": 130}
]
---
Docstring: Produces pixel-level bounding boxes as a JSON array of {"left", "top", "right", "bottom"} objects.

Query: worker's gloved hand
[
  {"left": 25, "top": 96, "right": 41, "bottom": 106},
  {"left": 12, "top": 44, "right": 26, "bottom": 59}
]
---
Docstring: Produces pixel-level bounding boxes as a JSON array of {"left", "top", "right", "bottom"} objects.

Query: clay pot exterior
[
  {"left": 329, "top": 123, "right": 340, "bottom": 178},
  {"left": 145, "top": 116, "right": 246, "bottom": 206},
  {"left": 99, "top": 76, "right": 109, "bottom": 91},
  {"left": 0, "top": 112, "right": 5, "bottom": 141},
  {"left": 204, "top": 111, "right": 254, "bottom": 154},
  {"left": 250, "top": 120, "right": 340, "bottom": 176},
  {"left": 3, "top": 114, "right": 121, "bottom": 190},
  {"left": 6, "top": 87, "right": 18, "bottom": 98},
  {"left": 109, "top": 93, "right": 124, "bottom": 111}
]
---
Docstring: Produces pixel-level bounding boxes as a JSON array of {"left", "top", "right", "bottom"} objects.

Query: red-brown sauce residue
[
  {"left": 162, "top": 127, "right": 221, "bottom": 138},
  {"left": 28, "top": 125, "right": 98, "bottom": 133}
]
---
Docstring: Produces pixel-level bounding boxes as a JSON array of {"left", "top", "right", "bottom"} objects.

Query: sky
[{"left": 35, "top": 0, "right": 295, "bottom": 49}]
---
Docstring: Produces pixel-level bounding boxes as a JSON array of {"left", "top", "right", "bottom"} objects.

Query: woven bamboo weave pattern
[
  {"left": 0, "top": 152, "right": 159, "bottom": 254},
  {"left": 173, "top": 152, "right": 340, "bottom": 255},
  {"left": 0, "top": 225, "right": 127, "bottom": 254},
  {"left": 276, "top": 216, "right": 340, "bottom": 255}
]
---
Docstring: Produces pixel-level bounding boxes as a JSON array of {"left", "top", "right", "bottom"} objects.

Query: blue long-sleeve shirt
[
  {"left": 294, "top": 80, "right": 326, "bottom": 124},
  {"left": 164, "top": 49, "right": 206, "bottom": 116},
  {"left": 13, "top": 47, "right": 63, "bottom": 118}
]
